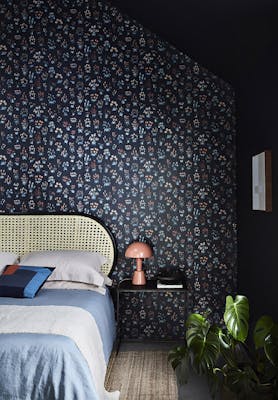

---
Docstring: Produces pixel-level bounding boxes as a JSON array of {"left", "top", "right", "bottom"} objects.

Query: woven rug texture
[{"left": 105, "top": 350, "right": 178, "bottom": 400}]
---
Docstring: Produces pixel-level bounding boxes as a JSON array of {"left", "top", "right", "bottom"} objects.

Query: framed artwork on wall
[{"left": 252, "top": 150, "right": 272, "bottom": 212}]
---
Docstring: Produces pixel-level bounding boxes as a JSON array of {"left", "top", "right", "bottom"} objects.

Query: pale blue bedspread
[{"left": 0, "top": 289, "right": 116, "bottom": 400}]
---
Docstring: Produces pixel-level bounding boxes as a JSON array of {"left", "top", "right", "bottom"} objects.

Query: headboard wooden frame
[{"left": 0, "top": 214, "right": 116, "bottom": 276}]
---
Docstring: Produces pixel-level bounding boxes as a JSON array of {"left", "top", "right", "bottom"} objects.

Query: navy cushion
[{"left": 0, "top": 265, "right": 54, "bottom": 298}]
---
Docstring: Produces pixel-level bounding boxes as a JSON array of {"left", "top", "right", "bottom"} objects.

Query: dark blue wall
[
  {"left": 0, "top": 0, "right": 237, "bottom": 337},
  {"left": 237, "top": 40, "right": 278, "bottom": 324}
]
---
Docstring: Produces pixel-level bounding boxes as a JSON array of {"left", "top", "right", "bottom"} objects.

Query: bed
[{"left": 0, "top": 214, "right": 120, "bottom": 400}]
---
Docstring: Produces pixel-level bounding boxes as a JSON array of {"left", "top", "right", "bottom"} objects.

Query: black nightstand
[{"left": 115, "top": 278, "right": 187, "bottom": 351}]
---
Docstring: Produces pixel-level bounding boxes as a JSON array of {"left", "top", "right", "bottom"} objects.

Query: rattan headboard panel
[{"left": 0, "top": 214, "right": 116, "bottom": 275}]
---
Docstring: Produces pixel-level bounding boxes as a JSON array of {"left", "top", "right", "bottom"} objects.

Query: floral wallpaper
[{"left": 0, "top": 0, "right": 237, "bottom": 338}]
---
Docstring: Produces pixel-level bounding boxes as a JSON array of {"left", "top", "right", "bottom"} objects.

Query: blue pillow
[{"left": 0, "top": 265, "right": 54, "bottom": 298}]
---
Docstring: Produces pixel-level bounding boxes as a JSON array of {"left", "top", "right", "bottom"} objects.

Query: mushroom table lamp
[{"left": 125, "top": 242, "right": 153, "bottom": 285}]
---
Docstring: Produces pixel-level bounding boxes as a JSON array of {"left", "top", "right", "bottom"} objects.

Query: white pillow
[
  {"left": 43, "top": 280, "right": 107, "bottom": 295},
  {"left": 0, "top": 252, "right": 19, "bottom": 274},
  {"left": 20, "top": 250, "right": 109, "bottom": 287}
]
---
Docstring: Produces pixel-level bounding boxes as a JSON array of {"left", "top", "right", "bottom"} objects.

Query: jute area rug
[{"left": 105, "top": 349, "right": 178, "bottom": 400}]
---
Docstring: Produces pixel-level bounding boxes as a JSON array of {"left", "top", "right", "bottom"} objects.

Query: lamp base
[{"left": 132, "top": 270, "right": 146, "bottom": 285}]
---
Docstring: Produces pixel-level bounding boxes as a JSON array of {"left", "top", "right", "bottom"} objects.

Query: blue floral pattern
[
  {"left": 120, "top": 291, "right": 187, "bottom": 340},
  {"left": 0, "top": 0, "right": 237, "bottom": 337}
]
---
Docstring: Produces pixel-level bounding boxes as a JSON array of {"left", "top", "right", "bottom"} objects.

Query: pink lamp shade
[{"left": 125, "top": 242, "right": 153, "bottom": 285}]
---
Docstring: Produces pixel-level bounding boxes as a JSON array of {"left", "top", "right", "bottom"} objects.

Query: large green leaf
[
  {"left": 168, "top": 345, "right": 188, "bottom": 370},
  {"left": 188, "top": 325, "right": 221, "bottom": 374},
  {"left": 253, "top": 315, "right": 274, "bottom": 349},
  {"left": 264, "top": 324, "right": 278, "bottom": 367},
  {"left": 219, "top": 336, "right": 253, "bottom": 383},
  {"left": 224, "top": 295, "right": 249, "bottom": 342},
  {"left": 186, "top": 313, "right": 210, "bottom": 347},
  {"left": 224, "top": 365, "right": 259, "bottom": 398},
  {"left": 219, "top": 331, "right": 240, "bottom": 368}
]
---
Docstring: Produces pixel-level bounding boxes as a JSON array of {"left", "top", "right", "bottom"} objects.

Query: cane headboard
[{"left": 0, "top": 214, "right": 116, "bottom": 276}]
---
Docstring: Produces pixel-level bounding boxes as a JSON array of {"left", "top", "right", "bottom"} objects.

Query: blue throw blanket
[{"left": 0, "top": 289, "right": 116, "bottom": 400}]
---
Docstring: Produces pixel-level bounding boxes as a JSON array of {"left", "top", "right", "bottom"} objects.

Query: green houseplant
[{"left": 169, "top": 295, "right": 278, "bottom": 399}]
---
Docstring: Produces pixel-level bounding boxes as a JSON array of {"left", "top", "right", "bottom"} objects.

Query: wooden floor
[{"left": 105, "top": 342, "right": 179, "bottom": 400}]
